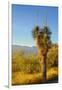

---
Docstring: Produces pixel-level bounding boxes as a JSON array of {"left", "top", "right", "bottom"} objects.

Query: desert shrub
[
  {"left": 12, "top": 44, "right": 58, "bottom": 73},
  {"left": 12, "top": 51, "right": 40, "bottom": 73},
  {"left": 47, "top": 45, "right": 58, "bottom": 68}
]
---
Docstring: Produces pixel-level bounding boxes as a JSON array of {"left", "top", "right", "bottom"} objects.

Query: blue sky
[{"left": 12, "top": 4, "right": 58, "bottom": 46}]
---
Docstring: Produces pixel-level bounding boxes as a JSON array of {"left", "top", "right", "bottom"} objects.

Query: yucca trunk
[
  {"left": 43, "top": 54, "right": 47, "bottom": 82},
  {"left": 39, "top": 52, "right": 47, "bottom": 82},
  {"left": 35, "top": 39, "right": 47, "bottom": 82}
]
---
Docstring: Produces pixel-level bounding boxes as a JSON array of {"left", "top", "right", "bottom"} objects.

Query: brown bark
[
  {"left": 39, "top": 53, "right": 47, "bottom": 82},
  {"left": 35, "top": 39, "right": 47, "bottom": 82},
  {"left": 43, "top": 54, "right": 47, "bottom": 82}
]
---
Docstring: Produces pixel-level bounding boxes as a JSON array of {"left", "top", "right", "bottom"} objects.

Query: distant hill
[{"left": 12, "top": 45, "right": 38, "bottom": 55}]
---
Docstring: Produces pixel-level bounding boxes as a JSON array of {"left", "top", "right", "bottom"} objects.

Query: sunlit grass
[
  {"left": 12, "top": 67, "right": 58, "bottom": 85},
  {"left": 12, "top": 45, "right": 58, "bottom": 85}
]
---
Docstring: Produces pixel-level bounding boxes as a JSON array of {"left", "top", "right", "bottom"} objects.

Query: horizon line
[
  {"left": 12, "top": 42, "right": 58, "bottom": 47},
  {"left": 12, "top": 43, "right": 36, "bottom": 47}
]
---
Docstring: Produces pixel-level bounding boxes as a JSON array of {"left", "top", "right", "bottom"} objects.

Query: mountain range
[{"left": 12, "top": 45, "right": 38, "bottom": 55}]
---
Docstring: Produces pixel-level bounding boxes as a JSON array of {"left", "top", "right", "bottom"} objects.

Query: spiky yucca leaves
[{"left": 32, "top": 26, "right": 39, "bottom": 40}]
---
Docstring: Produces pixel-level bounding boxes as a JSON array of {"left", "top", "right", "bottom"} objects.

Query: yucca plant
[{"left": 32, "top": 25, "right": 52, "bottom": 82}]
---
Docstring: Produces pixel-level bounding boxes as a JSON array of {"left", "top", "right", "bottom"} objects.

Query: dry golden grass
[
  {"left": 47, "top": 67, "right": 58, "bottom": 80},
  {"left": 12, "top": 72, "right": 43, "bottom": 85},
  {"left": 12, "top": 67, "right": 58, "bottom": 85}
]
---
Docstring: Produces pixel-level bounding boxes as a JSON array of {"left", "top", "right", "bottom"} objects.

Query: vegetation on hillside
[{"left": 12, "top": 43, "right": 58, "bottom": 85}]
